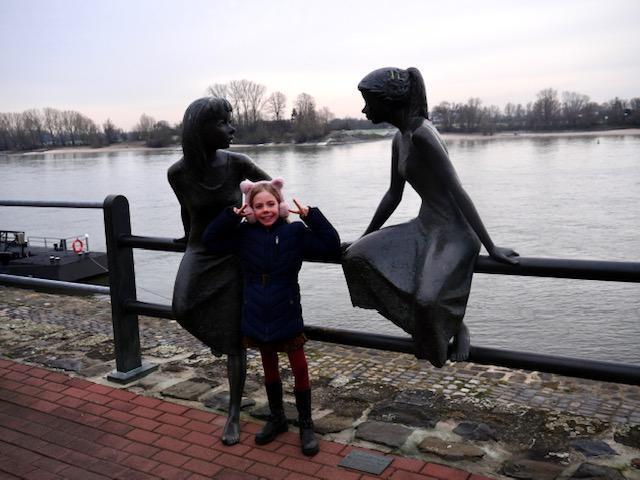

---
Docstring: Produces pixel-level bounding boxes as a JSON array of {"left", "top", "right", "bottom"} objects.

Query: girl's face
[{"left": 252, "top": 191, "right": 280, "bottom": 227}]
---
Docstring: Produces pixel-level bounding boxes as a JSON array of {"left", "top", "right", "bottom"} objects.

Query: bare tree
[
  {"left": 294, "top": 93, "right": 316, "bottom": 120},
  {"left": 0, "top": 113, "right": 14, "bottom": 150},
  {"left": 562, "top": 91, "right": 590, "bottom": 127},
  {"left": 135, "top": 113, "right": 156, "bottom": 141},
  {"left": 244, "top": 81, "right": 266, "bottom": 124},
  {"left": 207, "top": 79, "right": 267, "bottom": 126},
  {"left": 207, "top": 83, "right": 229, "bottom": 99},
  {"left": 43, "top": 108, "right": 62, "bottom": 146},
  {"left": 606, "top": 97, "right": 627, "bottom": 125},
  {"left": 460, "top": 98, "right": 483, "bottom": 131},
  {"left": 266, "top": 91, "right": 287, "bottom": 120},
  {"left": 103, "top": 119, "right": 120, "bottom": 145},
  {"left": 22, "top": 109, "right": 44, "bottom": 148},
  {"left": 532, "top": 88, "right": 560, "bottom": 129},
  {"left": 318, "top": 106, "right": 334, "bottom": 126},
  {"left": 433, "top": 101, "right": 455, "bottom": 130}
]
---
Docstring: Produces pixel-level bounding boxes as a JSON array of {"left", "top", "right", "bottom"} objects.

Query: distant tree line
[
  {"left": 2, "top": 85, "right": 638, "bottom": 151},
  {"left": 432, "top": 89, "right": 640, "bottom": 134},
  {"left": 207, "top": 80, "right": 340, "bottom": 143},
  {"left": 0, "top": 108, "right": 182, "bottom": 151}
]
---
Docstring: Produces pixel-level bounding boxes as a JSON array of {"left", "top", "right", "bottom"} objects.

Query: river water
[{"left": 1, "top": 132, "right": 639, "bottom": 365}]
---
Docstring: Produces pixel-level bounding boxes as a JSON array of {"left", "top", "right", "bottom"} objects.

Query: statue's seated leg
[{"left": 449, "top": 321, "right": 470, "bottom": 362}]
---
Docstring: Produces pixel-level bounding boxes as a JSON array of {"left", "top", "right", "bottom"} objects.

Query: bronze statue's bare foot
[
  {"left": 221, "top": 409, "right": 240, "bottom": 446},
  {"left": 449, "top": 323, "right": 470, "bottom": 362}
]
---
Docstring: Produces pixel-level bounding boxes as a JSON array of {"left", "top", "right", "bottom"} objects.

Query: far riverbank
[{"left": 2, "top": 128, "right": 639, "bottom": 157}]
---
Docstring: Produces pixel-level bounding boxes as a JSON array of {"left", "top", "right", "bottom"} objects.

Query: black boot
[
  {"left": 255, "top": 382, "right": 288, "bottom": 445},
  {"left": 294, "top": 389, "right": 319, "bottom": 456}
]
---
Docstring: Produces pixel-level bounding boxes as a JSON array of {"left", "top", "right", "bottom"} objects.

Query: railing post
[{"left": 103, "top": 195, "right": 157, "bottom": 383}]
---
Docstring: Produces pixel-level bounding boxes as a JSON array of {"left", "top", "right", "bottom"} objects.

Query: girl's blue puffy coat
[{"left": 202, "top": 207, "right": 340, "bottom": 343}]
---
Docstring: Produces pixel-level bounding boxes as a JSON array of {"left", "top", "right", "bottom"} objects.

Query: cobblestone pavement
[{"left": 1, "top": 286, "right": 639, "bottom": 480}]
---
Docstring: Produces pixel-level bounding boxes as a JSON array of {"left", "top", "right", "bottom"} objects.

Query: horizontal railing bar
[
  {"left": 118, "top": 235, "right": 640, "bottom": 283},
  {"left": 119, "top": 235, "right": 186, "bottom": 252},
  {"left": 123, "top": 300, "right": 639, "bottom": 385},
  {"left": 304, "top": 325, "right": 640, "bottom": 386},
  {"left": 0, "top": 200, "right": 104, "bottom": 209},
  {"left": 475, "top": 256, "right": 640, "bottom": 282},
  {"left": 124, "top": 299, "right": 174, "bottom": 319},
  {"left": 0, "top": 274, "right": 110, "bottom": 295}
]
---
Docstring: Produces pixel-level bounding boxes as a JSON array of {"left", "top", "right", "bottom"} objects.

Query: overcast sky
[{"left": 1, "top": 0, "right": 638, "bottom": 129}]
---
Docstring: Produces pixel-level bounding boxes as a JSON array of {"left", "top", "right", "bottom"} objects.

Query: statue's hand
[
  {"left": 340, "top": 241, "right": 352, "bottom": 255},
  {"left": 488, "top": 245, "right": 519, "bottom": 265}
]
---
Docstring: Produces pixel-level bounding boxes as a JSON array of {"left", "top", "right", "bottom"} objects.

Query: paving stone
[
  {"left": 569, "top": 439, "right": 617, "bottom": 457},
  {"left": 613, "top": 424, "right": 640, "bottom": 448},
  {"left": 368, "top": 400, "right": 439, "bottom": 429},
  {"left": 569, "top": 462, "right": 625, "bottom": 479},
  {"left": 79, "top": 362, "right": 115, "bottom": 377},
  {"left": 45, "top": 357, "right": 84, "bottom": 372},
  {"left": 201, "top": 391, "right": 255, "bottom": 411},
  {"left": 249, "top": 402, "right": 298, "bottom": 423},
  {"left": 355, "top": 421, "right": 412, "bottom": 448},
  {"left": 394, "top": 389, "right": 437, "bottom": 406},
  {"left": 314, "top": 414, "right": 355, "bottom": 434},
  {"left": 161, "top": 379, "right": 216, "bottom": 401},
  {"left": 417, "top": 436, "right": 485, "bottom": 461},
  {"left": 500, "top": 458, "right": 564, "bottom": 480},
  {"left": 453, "top": 422, "right": 498, "bottom": 441}
]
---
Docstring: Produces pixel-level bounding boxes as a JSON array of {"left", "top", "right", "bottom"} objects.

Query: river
[{"left": 1, "top": 131, "right": 639, "bottom": 365}]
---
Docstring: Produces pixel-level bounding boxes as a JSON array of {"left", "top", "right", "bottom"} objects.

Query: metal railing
[{"left": 1, "top": 196, "right": 639, "bottom": 385}]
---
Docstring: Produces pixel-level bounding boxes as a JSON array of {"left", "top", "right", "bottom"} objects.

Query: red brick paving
[{"left": 0, "top": 359, "right": 494, "bottom": 479}]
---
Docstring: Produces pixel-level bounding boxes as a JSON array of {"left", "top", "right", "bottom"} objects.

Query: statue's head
[
  {"left": 358, "top": 67, "right": 428, "bottom": 122},
  {"left": 182, "top": 97, "right": 234, "bottom": 172}
]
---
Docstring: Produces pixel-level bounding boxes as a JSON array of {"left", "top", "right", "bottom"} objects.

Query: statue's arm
[
  {"left": 413, "top": 129, "right": 519, "bottom": 264},
  {"left": 235, "top": 153, "right": 271, "bottom": 181},
  {"left": 362, "top": 134, "right": 405, "bottom": 236},
  {"left": 167, "top": 166, "right": 190, "bottom": 243}
]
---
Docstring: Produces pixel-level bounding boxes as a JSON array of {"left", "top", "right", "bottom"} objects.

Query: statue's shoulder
[
  {"left": 167, "top": 157, "right": 187, "bottom": 185},
  {"left": 411, "top": 120, "right": 441, "bottom": 149},
  {"left": 227, "top": 150, "right": 253, "bottom": 165},
  {"left": 227, "top": 151, "right": 260, "bottom": 174}
]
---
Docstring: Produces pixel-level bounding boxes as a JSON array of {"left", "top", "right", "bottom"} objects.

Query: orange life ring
[{"left": 72, "top": 238, "right": 84, "bottom": 253}]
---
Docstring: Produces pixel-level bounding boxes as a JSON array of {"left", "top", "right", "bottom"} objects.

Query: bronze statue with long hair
[{"left": 168, "top": 97, "right": 270, "bottom": 445}]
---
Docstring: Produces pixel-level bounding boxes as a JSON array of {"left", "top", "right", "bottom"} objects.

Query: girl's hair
[
  {"left": 181, "top": 96, "right": 233, "bottom": 174},
  {"left": 248, "top": 183, "right": 282, "bottom": 206},
  {"left": 357, "top": 67, "right": 429, "bottom": 119}
]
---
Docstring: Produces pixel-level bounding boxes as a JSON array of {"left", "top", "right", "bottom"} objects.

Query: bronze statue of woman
[
  {"left": 168, "top": 97, "right": 270, "bottom": 445},
  {"left": 342, "top": 67, "right": 518, "bottom": 368}
]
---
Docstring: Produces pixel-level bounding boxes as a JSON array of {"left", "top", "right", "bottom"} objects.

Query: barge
[{"left": 0, "top": 230, "right": 108, "bottom": 282}]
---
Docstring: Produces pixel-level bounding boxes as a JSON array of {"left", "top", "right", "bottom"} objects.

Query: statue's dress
[
  {"left": 168, "top": 152, "right": 268, "bottom": 356},
  {"left": 342, "top": 126, "right": 480, "bottom": 367}
]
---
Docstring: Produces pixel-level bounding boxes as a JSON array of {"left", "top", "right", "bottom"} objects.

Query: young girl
[{"left": 202, "top": 178, "right": 340, "bottom": 456}]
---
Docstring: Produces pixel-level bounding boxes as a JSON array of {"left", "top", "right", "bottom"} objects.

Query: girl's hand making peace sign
[
  {"left": 233, "top": 203, "right": 250, "bottom": 217},
  {"left": 289, "top": 198, "right": 309, "bottom": 218}
]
